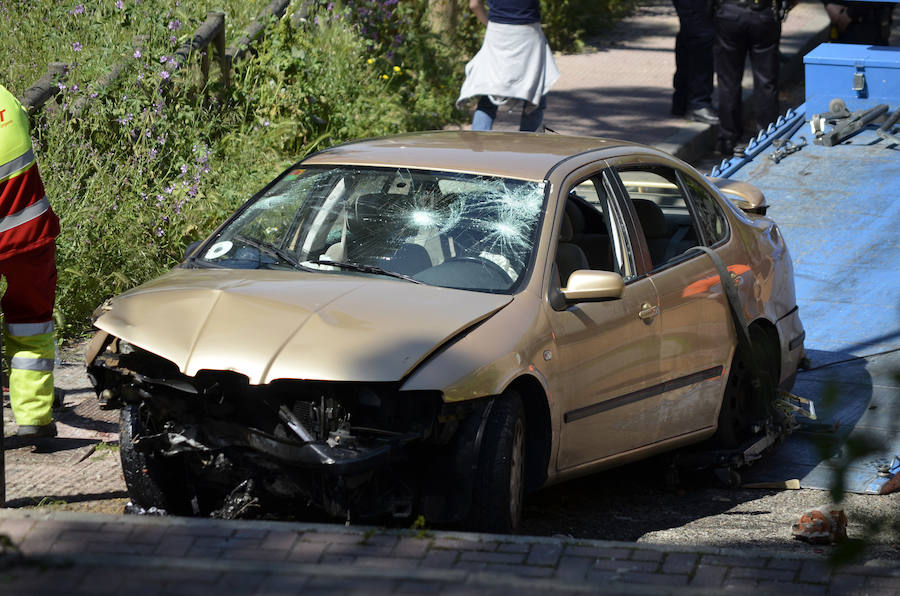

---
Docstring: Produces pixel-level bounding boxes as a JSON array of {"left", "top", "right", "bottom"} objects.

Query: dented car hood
[{"left": 94, "top": 268, "right": 512, "bottom": 384}]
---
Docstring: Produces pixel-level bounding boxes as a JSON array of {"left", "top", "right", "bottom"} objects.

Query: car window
[
  {"left": 616, "top": 166, "right": 701, "bottom": 271},
  {"left": 555, "top": 173, "right": 635, "bottom": 287},
  {"left": 197, "top": 165, "right": 547, "bottom": 294},
  {"left": 681, "top": 174, "right": 728, "bottom": 245}
]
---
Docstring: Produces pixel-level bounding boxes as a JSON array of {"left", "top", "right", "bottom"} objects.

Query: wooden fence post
[
  {"left": 227, "top": 0, "right": 291, "bottom": 65},
  {"left": 19, "top": 63, "right": 70, "bottom": 114}
]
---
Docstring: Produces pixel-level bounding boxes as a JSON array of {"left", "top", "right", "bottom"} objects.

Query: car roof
[{"left": 301, "top": 131, "right": 636, "bottom": 181}]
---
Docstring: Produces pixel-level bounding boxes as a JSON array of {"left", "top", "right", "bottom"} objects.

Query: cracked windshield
[{"left": 199, "top": 166, "right": 546, "bottom": 293}]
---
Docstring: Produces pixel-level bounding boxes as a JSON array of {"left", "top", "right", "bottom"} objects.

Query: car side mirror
[{"left": 560, "top": 270, "right": 624, "bottom": 303}]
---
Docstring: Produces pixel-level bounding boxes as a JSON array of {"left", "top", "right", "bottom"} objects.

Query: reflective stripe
[
  {"left": 6, "top": 321, "right": 54, "bottom": 336},
  {"left": 10, "top": 356, "right": 55, "bottom": 371},
  {"left": 0, "top": 195, "right": 50, "bottom": 233},
  {"left": 0, "top": 147, "right": 35, "bottom": 182}
]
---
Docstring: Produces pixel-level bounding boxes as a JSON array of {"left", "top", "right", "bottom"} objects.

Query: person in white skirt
[{"left": 457, "top": 0, "right": 560, "bottom": 132}]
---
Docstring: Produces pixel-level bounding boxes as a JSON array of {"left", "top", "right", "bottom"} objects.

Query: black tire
[
  {"left": 466, "top": 391, "right": 526, "bottom": 533},
  {"left": 119, "top": 404, "right": 191, "bottom": 515},
  {"left": 714, "top": 327, "right": 778, "bottom": 448}
]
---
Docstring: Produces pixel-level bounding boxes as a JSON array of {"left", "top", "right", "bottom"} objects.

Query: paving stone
[
  {"left": 0, "top": 518, "right": 35, "bottom": 542},
  {"left": 497, "top": 541, "right": 531, "bottom": 554},
  {"left": 194, "top": 536, "right": 262, "bottom": 550},
  {"left": 555, "top": 555, "right": 592, "bottom": 581},
  {"left": 592, "top": 558, "right": 658, "bottom": 573},
  {"left": 421, "top": 549, "right": 459, "bottom": 568},
  {"left": 729, "top": 566, "right": 797, "bottom": 582},
  {"left": 661, "top": 553, "right": 696, "bottom": 574},
  {"left": 255, "top": 573, "right": 310, "bottom": 595},
  {"left": 325, "top": 542, "right": 395, "bottom": 558},
  {"left": 689, "top": 564, "right": 727, "bottom": 588},
  {"left": 460, "top": 550, "right": 526, "bottom": 565},
  {"left": 153, "top": 535, "right": 193, "bottom": 557},
  {"left": 286, "top": 540, "right": 327, "bottom": 563},
  {"left": 431, "top": 537, "right": 497, "bottom": 551},
  {"left": 298, "top": 531, "right": 364, "bottom": 544},
  {"left": 826, "top": 573, "right": 866, "bottom": 593},
  {"left": 797, "top": 560, "right": 833, "bottom": 584},
  {"left": 258, "top": 530, "right": 299, "bottom": 551},
  {"left": 213, "top": 571, "right": 267, "bottom": 594},
  {"left": 767, "top": 558, "right": 804, "bottom": 571},
  {"left": 563, "top": 544, "right": 631, "bottom": 560},
  {"left": 701, "top": 554, "right": 768, "bottom": 568},
  {"left": 185, "top": 545, "right": 224, "bottom": 559},
  {"left": 486, "top": 562, "right": 556, "bottom": 578},
  {"left": 621, "top": 571, "right": 690, "bottom": 586},
  {"left": 392, "top": 536, "right": 430, "bottom": 558},
  {"left": 526, "top": 543, "right": 562, "bottom": 566},
  {"left": 396, "top": 580, "right": 443, "bottom": 593},
  {"left": 630, "top": 549, "right": 664, "bottom": 563},
  {"left": 353, "top": 555, "right": 420, "bottom": 569},
  {"left": 759, "top": 580, "right": 828, "bottom": 594},
  {"left": 222, "top": 547, "right": 286, "bottom": 562}
]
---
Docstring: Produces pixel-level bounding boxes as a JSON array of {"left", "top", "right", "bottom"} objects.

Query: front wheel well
[{"left": 506, "top": 375, "right": 551, "bottom": 492}]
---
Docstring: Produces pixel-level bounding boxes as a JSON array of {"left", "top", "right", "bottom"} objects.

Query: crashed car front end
[
  {"left": 87, "top": 331, "right": 486, "bottom": 521},
  {"left": 86, "top": 162, "right": 546, "bottom": 523}
]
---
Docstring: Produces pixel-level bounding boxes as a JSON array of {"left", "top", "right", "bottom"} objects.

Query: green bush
[{"left": 4, "top": 0, "right": 462, "bottom": 338}]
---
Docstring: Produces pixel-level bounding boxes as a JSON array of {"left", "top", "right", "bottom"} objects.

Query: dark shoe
[
  {"left": 687, "top": 106, "right": 720, "bottom": 126},
  {"left": 16, "top": 422, "right": 57, "bottom": 438},
  {"left": 716, "top": 138, "right": 735, "bottom": 156}
]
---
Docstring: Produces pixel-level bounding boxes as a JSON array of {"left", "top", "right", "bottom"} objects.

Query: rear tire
[
  {"left": 466, "top": 391, "right": 526, "bottom": 533},
  {"left": 119, "top": 404, "right": 191, "bottom": 515}
]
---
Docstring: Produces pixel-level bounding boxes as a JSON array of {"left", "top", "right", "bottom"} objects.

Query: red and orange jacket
[{"left": 0, "top": 84, "right": 60, "bottom": 260}]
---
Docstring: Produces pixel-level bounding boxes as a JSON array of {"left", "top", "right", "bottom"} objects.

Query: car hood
[{"left": 94, "top": 268, "right": 512, "bottom": 384}]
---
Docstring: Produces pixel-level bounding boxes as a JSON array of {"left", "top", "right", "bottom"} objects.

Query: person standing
[
  {"left": 457, "top": 0, "right": 559, "bottom": 132},
  {"left": 672, "top": 0, "right": 720, "bottom": 125},
  {"left": 713, "top": 0, "right": 784, "bottom": 155},
  {"left": 0, "top": 83, "right": 60, "bottom": 438},
  {"left": 823, "top": 1, "right": 893, "bottom": 46}
]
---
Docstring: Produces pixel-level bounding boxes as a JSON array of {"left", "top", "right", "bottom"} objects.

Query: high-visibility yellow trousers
[{"left": 5, "top": 322, "right": 55, "bottom": 426}]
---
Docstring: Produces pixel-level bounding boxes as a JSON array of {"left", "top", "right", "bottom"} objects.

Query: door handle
[{"left": 638, "top": 303, "right": 659, "bottom": 321}]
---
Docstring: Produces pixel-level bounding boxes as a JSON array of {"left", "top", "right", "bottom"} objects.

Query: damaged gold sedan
[{"left": 87, "top": 131, "right": 806, "bottom": 531}]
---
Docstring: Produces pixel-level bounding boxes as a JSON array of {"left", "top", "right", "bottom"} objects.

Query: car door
[
  {"left": 608, "top": 160, "right": 734, "bottom": 440},
  {"left": 546, "top": 166, "right": 667, "bottom": 471}
]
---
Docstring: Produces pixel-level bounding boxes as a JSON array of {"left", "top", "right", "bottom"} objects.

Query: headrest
[
  {"left": 559, "top": 211, "right": 574, "bottom": 242},
  {"left": 564, "top": 201, "right": 585, "bottom": 235},
  {"left": 632, "top": 199, "right": 667, "bottom": 238}
]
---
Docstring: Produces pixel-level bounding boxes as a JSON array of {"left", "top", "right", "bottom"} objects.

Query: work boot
[{"left": 16, "top": 422, "right": 58, "bottom": 438}]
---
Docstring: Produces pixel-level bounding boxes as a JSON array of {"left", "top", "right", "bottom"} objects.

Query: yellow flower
[
  {"left": 382, "top": 74, "right": 389, "bottom": 80},
  {"left": 367, "top": 58, "right": 374, "bottom": 65},
  {"left": 393, "top": 66, "right": 401, "bottom": 73}
]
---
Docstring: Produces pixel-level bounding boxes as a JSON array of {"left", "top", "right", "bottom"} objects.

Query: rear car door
[{"left": 608, "top": 160, "right": 734, "bottom": 440}]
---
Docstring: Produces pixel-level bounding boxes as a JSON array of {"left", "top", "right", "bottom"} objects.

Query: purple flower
[
  {"left": 159, "top": 55, "right": 167, "bottom": 63},
  {"left": 160, "top": 70, "right": 170, "bottom": 80},
  {"left": 168, "top": 19, "right": 181, "bottom": 30},
  {"left": 69, "top": 5, "right": 85, "bottom": 15},
  {"left": 116, "top": 1, "right": 124, "bottom": 9},
  {"left": 133, "top": 49, "right": 142, "bottom": 59},
  {"left": 180, "top": 164, "right": 188, "bottom": 174},
  {"left": 72, "top": 42, "right": 82, "bottom": 52}
]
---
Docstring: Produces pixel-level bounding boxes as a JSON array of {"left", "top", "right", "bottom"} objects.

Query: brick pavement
[{"left": 1, "top": 510, "right": 899, "bottom": 595}]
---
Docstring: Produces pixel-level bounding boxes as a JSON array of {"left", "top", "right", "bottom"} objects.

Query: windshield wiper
[
  {"left": 233, "top": 235, "right": 306, "bottom": 270},
  {"left": 312, "top": 259, "right": 422, "bottom": 284}
]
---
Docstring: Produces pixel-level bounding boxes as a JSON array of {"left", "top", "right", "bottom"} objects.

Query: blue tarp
[{"left": 725, "top": 120, "right": 900, "bottom": 493}]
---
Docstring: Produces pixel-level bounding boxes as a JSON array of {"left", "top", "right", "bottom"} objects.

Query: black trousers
[
  {"left": 672, "top": 0, "right": 716, "bottom": 113},
  {"left": 714, "top": 3, "right": 781, "bottom": 143}
]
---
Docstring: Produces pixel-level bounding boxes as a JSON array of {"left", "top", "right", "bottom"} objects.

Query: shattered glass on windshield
[{"left": 198, "top": 166, "right": 547, "bottom": 293}]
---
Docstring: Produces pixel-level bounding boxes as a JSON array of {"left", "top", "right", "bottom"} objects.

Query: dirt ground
[{"left": 2, "top": 340, "right": 898, "bottom": 563}]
